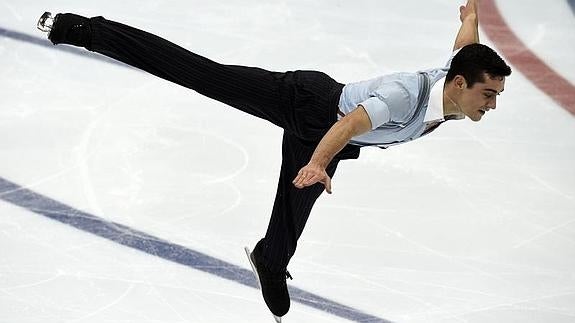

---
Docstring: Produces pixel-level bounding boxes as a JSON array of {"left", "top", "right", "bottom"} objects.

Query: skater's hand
[
  {"left": 453, "top": 0, "right": 480, "bottom": 50},
  {"left": 293, "top": 163, "right": 332, "bottom": 194},
  {"left": 459, "top": 0, "right": 477, "bottom": 22}
]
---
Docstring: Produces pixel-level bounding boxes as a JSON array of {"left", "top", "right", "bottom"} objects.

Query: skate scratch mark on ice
[
  {"left": 0, "top": 176, "right": 391, "bottom": 323},
  {"left": 367, "top": 215, "right": 513, "bottom": 287},
  {"left": 0, "top": 2, "right": 22, "bottom": 21},
  {"left": 147, "top": 281, "right": 191, "bottom": 323},
  {"left": 69, "top": 283, "right": 136, "bottom": 323},
  {"left": 526, "top": 173, "right": 574, "bottom": 201},
  {"left": 1, "top": 272, "right": 61, "bottom": 291},
  {"left": 512, "top": 217, "right": 575, "bottom": 249},
  {"left": 73, "top": 82, "right": 158, "bottom": 220},
  {"left": 441, "top": 290, "right": 575, "bottom": 321}
]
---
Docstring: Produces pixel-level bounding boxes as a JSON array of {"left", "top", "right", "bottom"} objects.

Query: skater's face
[{"left": 454, "top": 73, "right": 505, "bottom": 122}]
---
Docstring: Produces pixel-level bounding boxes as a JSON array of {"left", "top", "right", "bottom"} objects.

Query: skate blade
[
  {"left": 244, "top": 247, "right": 262, "bottom": 290},
  {"left": 244, "top": 246, "right": 282, "bottom": 323},
  {"left": 37, "top": 12, "right": 53, "bottom": 32}
]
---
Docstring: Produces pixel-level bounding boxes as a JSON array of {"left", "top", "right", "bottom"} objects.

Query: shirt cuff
[{"left": 359, "top": 97, "right": 391, "bottom": 129}]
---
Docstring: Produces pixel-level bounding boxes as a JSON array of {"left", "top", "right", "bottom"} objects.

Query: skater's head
[
  {"left": 444, "top": 44, "right": 511, "bottom": 122},
  {"left": 446, "top": 43, "right": 511, "bottom": 88}
]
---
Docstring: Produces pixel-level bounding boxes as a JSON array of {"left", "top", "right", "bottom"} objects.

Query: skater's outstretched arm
[
  {"left": 292, "top": 106, "right": 372, "bottom": 194},
  {"left": 293, "top": 1, "right": 480, "bottom": 193},
  {"left": 453, "top": 0, "right": 480, "bottom": 50}
]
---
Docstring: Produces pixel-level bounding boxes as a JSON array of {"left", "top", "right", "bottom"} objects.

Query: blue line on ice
[{"left": 0, "top": 176, "right": 390, "bottom": 322}]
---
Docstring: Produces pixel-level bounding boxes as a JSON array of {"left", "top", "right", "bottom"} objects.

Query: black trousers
[{"left": 68, "top": 16, "right": 360, "bottom": 273}]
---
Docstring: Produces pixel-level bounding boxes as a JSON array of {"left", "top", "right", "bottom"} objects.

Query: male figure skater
[{"left": 37, "top": 0, "right": 510, "bottom": 320}]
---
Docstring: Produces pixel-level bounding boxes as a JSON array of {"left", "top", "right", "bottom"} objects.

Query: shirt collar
[{"left": 424, "top": 76, "right": 465, "bottom": 123}]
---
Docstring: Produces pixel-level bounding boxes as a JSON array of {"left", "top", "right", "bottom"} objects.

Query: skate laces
[
  {"left": 252, "top": 250, "right": 292, "bottom": 283},
  {"left": 259, "top": 266, "right": 293, "bottom": 284}
]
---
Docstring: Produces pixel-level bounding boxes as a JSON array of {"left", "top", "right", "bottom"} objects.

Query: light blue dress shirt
[{"left": 338, "top": 51, "right": 460, "bottom": 148}]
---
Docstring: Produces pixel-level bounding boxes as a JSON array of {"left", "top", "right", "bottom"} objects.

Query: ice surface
[{"left": 1, "top": 1, "right": 574, "bottom": 322}]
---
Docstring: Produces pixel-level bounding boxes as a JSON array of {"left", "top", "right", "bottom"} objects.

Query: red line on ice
[{"left": 480, "top": 0, "right": 575, "bottom": 116}]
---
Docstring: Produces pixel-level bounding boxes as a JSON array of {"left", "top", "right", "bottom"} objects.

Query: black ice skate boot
[
  {"left": 245, "top": 246, "right": 292, "bottom": 322},
  {"left": 37, "top": 12, "right": 91, "bottom": 47}
]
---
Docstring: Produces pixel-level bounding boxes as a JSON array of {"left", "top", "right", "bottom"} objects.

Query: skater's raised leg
[{"left": 37, "top": 12, "right": 296, "bottom": 130}]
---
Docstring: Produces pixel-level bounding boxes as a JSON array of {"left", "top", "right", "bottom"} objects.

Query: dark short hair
[{"left": 446, "top": 43, "right": 512, "bottom": 87}]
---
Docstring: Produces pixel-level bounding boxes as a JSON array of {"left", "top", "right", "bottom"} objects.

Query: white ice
[{"left": 1, "top": 0, "right": 574, "bottom": 322}]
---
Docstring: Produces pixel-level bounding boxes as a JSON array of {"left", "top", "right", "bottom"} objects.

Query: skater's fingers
[
  {"left": 304, "top": 173, "right": 323, "bottom": 186},
  {"left": 293, "top": 173, "right": 310, "bottom": 188},
  {"left": 293, "top": 173, "right": 315, "bottom": 188},
  {"left": 292, "top": 169, "right": 308, "bottom": 185},
  {"left": 322, "top": 176, "right": 332, "bottom": 194},
  {"left": 293, "top": 166, "right": 314, "bottom": 181},
  {"left": 295, "top": 173, "right": 318, "bottom": 188},
  {"left": 292, "top": 164, "right": 330, "bottom": 190},
  {"left": 294, "top": 171, "right": 312, "bottom": 183}
]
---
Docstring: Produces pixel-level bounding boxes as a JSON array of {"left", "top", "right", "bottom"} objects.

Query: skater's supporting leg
[
  {"left": 254, "top": 133, "right": 360, "bottom": 272},
  {"left": 249, "top": 132, "right": 357, "bottom": 316}
]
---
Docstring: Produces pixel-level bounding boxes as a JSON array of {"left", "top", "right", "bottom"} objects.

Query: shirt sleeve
[
  {"left": 359, "top": 79, "right": 413, "bottom": 130},
  {"left": 358, "top": 97, "right": 391, "bottom": 130}
]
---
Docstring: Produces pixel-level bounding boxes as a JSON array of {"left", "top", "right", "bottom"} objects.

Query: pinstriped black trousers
[{"left": 74, "top": 16, "right": 360, "bottom": 273}]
